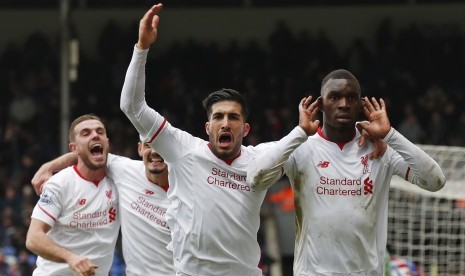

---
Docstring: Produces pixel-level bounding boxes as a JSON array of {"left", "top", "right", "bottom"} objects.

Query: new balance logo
[
  {"left": 317, "top": 161, "right": 330, "bottom": 168},
  {"left": 144, "top": 189, "right": 154, "bottom": 195}
]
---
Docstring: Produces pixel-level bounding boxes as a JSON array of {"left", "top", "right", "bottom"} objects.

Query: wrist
[
  {"left": 136, "top": 42, "right": 149, "bottom": 50},
  {"left": 382, "top": 127, "right": 395, "bottom": 142}
]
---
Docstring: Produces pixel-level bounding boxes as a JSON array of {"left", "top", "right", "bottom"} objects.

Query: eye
[
  {"left": 212, "top": 114, "right": 222, "bottom": 120},
  {"left": 329, "top": 95, "right": 338, "bottom": 100},
  {"left": 228, "top": 114, "right": 241, "bottom": 121}
]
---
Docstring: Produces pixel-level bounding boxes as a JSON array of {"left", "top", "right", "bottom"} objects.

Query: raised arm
[
  {"left": 358, "top": 97, "right": 446, "bottom": 191},
  {"left": 120, "top": 4, "right": 165, "bottom": 141},
  {"left": 31, "top": 152, "right": 77, "bottom": 195},
  {"left": 247, "top": 96, "right": 320, "bottom": 191},
  {"left": 26, "top": 219, "right": 98, "bottom": 274}
]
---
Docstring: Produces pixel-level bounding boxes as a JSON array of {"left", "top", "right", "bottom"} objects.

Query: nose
[
  {"left": 338, "top": 97, "right": 350, "bottom": 109},
  {"left": 91, "top": 130, "right": 101, "bottom": 140},
  {"left": 220, "top": 117, "right": 231, "bottom": 130}
]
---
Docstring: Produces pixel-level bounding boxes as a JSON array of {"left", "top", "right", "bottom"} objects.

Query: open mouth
[
  {"left": 149, "top": 155, "right": 164, "bottom": 163},
  {"left": 218, "top": 133, "right": 232, "bottom": 147},
  {"left": 90, "top": 144, "right": 104, "bottom": 156}
]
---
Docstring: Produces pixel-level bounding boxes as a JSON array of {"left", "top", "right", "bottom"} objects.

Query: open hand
[
  {"left": 298, "top": 95, "right": 320, "bottom": 136},
  {"left": 137, "top": 3, "right": 163, "bottom": 50},
  {"left": 357, "top": 97, "right": 391, "bottom": 139}
]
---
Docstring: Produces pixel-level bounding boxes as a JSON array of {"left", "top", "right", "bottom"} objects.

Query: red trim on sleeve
[
  {"left": 405, "top": 167, "right": 411, "bottom": 181},
  {"left": 39, "top": 205, "right": 57, "bottom": 222},
  {"left": 148, "top": 119, "right": 167, "bottom": 143}
]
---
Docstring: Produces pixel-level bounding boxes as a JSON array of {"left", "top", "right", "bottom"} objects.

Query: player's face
[
  {"left": 138, "top": 142, "right": 167, "bottom": 174},
  {"left": 320, "top": 78, "right": 362, "bottom": 129},
  {"left": 205, "top": 100, "right": 250, "bottom": 160},
  {"left": 69, "top": 119, "right": 109, "bottom": 170}
]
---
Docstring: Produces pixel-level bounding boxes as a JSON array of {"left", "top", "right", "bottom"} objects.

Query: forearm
[
  {"left": 247, "top": 126, "right": 307, "bottom": 191},
  {"left": 26, "top": 231, "right": 75, "bottom": 263},
  {"left": 384, "top": 128, "right": 446, "bottom": 191},
  {"left": 120, "top": 46, "right": 163, "bottom": 140},
  {"left": 44, "top": 152, "right": 78, "bottom": 173}
]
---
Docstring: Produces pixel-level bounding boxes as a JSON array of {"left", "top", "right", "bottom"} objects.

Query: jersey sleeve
[
  {"left": 384, "top": 128, "right": 446, "bottom": 191},
  {"left": 120, "top": 46, "right": 166, "bottom": 145},
  {"left": 106, "top": 153, "right": 133, "bottom": 181},
  {"left": 31, "top": 178, "right": 63, "bottom": 227},
  {"left": 120, "top": 46, "right": 204, "bottom": 162},
  {"left": 247, "top": 126, "right": 308, "bottom": 191}
]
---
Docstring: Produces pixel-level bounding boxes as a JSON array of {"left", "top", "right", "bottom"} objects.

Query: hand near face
[
  {"left": 137, "top": 3, "right": 163, "bottom": 50},
  {"left": 357, "top": 128, "right": 387, "bottom": 159},
  {"left": 358, "top": 97, "right": 391, "bottom": 139},
  {"left": 298, "top": 95, "right": 320, "bottom": 136}
]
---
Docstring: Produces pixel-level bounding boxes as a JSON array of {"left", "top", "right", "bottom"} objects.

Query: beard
[
  {"left": 81, "top": 154, "right": 107, "bottom": 170},
  {"left": 148, "top": 167, "right": 166, "bottom": 174}
]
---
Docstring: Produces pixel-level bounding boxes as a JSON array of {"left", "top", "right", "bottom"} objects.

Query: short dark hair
[
  {"left": 321, "top": 69, "right": 361, "bottom": 95},
  {"left": 69, "top": 114, "right": 104, "bottom": 142},
  {"left": 202, "top": 88, "right": 249, "bottom": 121}
]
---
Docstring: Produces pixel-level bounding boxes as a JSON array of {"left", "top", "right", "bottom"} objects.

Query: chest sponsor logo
[
  {"left": 71, "top": 206, "right": 118, "bottom": 228},
  {"left": 108, "top": 207, "right": 117, "bottom": 223},
  {"left": 317, "top": 176, "right": 375, "bottom": 196},
  {"left": 207, "top": 167, "right": 252, "bottom": 192},
  {"left": 363, "top": 177, "right": 373, "bottom": 195},
  {"left": 131, "top": 196, "right": 169, "bottom": 229}
]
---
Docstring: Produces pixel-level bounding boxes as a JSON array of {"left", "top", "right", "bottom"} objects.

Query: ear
[
  {"left": 137, "top": 142, "right": 145, "bottom": 158},
  {"left": 243, "top": 123, "right": 250, "bottom": 137},
  {"left": 318, "top": 96, "right": 324, "bottom": 112},
  {"left": 205, "top": 122, "right": 210, "bottom": 136},
  {"left": 69, "top": 142, "right": 76, "bottom": 153},
  {"left": 317, "top": 96, "right": 323, "bottom": 109}
]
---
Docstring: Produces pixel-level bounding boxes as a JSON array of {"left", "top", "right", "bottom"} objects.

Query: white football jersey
[
  {"left": 247, "top": 126, "right": 444, "bottom": 276},
  {"left": 106, "top": 154, "right": 175, "bottom": 276},
  {"left": 285, "top": 128, "right": 407, "bottom": 275},
  {"left": 31, "top": 165, "right": 120, "bottom": 276},
  {"left": 122, "top": 47, "right": 274, "bottom": 276},
  {"left": 148, "top": 120, "right": 271, "bottom": 276}
]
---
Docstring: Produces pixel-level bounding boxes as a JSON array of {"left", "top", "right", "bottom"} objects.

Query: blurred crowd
[
  {"left": 0, "top": 0, "right": 457, "bottom": 9},
  {"left": 1, "top": 16, "right": 465, "bottom": 275}
]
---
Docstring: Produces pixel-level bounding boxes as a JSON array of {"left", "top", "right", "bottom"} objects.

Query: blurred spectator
[{"left": 397, "top": 105, "right": 425, "bottom": 144}]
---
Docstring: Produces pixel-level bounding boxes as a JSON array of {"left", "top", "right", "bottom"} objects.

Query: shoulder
[
  {"left": 42, "top": 167, "right": 76, "bottom": 195},
  {"left": 108, "top": 154, "right": 142, "bottom": 169},
  {"left": 243, "top": 141, "right": 276, "bottom": 154},
  {"left": 48, "top": 166, "right": 76, "bottom": 183}
]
